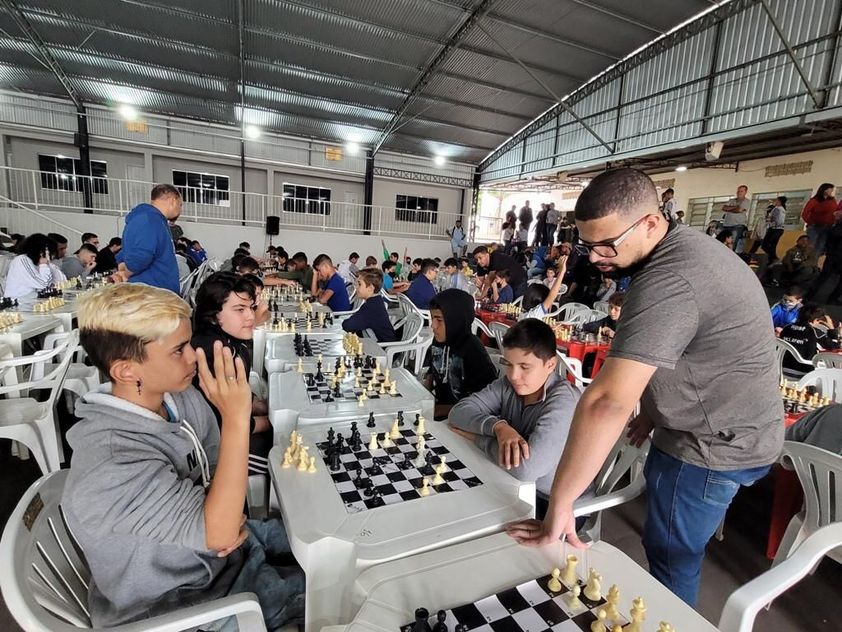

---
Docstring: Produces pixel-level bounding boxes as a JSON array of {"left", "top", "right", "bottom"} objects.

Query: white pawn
[
  {"left": 419, "top": 477, "right": 431, "bottom": 496},
  {"left": 590, "top": 609, "right": 607, "bottom": 632},
  {"left": 389, "top": 419, "right": 400, "bottom": 440},
  {"left": 547, "top": 568, "right": 562, "bottom": 592},
  {"left": 584, "top": 568, "right": 602, "bottom": 601},
  {"left": 657, "top": 623, "right": 674, "bottom": 632},
  {"left": 368, "top": 432, "right": 379, "bottom": 451},
  {"left": 381, "top": 433, "right": 393, "bottom": 448},
  {"left": 416, "top": 416, "right": 426, "bottom": 436},
  {"left": 565, "top": 584, "right": 584, "bottom": 611}
]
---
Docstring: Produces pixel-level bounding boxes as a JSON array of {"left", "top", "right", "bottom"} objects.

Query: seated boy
[
  {"left": 780, "top": 303, "right": 841, "bottom": 378},
  {"left": 771, "top": 286, "right": 804, "bottom": 333},
  {"left": 448, "top": 319, "right": 580, "bottom": 501},
  {"left": 490, "top": 269, "right": 514, "bottom": 304},
  {"left": 381, "top": 260, "right": 409, "bottom": 294},
  {"left": 312, "top": 253, "right": 352, "bottom": 312},
  {"left": 405, "top": 258, "right": 439, "bottom": 309},
  {"left": 407, "top": 257, "right": 423, "bottom": 282},
  {"left": 583, "top": 291, "right": 624, "bottom": 339},
  {"left": 519, "top": 256, "right": 568, "bottom": 320},
  {"left": 442, "top": 257, "right": 473, "bottom": 293},
  {"left": 342, "top": 267, "right": 397, "bottom": 342},
  {"left": 63, "top": 284, "right": 304, "bottom": 629},
  {"left": 427, "top": 289, "right": 498, "bottom": 419}
]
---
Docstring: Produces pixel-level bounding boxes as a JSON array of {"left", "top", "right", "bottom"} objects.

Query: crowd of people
[{"left": 2, "top": 169, "right": 840, "bottom": 631}]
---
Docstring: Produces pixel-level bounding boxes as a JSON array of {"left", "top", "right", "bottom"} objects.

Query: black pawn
[
  {"left": 413, "top": 608, "right": 432, "bottom": 632},
  {"left": 397, "top": 411, "right": 405, "bottom": 427},
  {"left": 329, "top": 449, "right": 341, "bottom": 471},
  {"left": 335, "top": 433, "right": 345, "bottom": 451},
  {"left": 333, "top": 382, "right": 342, "bottom": 398},
  {"left": 366, "top": 412, "right": 376, "bottom": 428},
  {"left": 414, "top": 413, "right": 421, "bottom": 427},
  {"left": 432, "top": 610, "right": 448, "bottom": 632},
  {"left": 324, "top": 392, "right": 334, "bottom": 403},
  {"left": 350, "top": 421, "right": 358, "bottom": 436},
  {"left": 326, "top": 427, "right": 335, "bottom": 445},
  {"left": 454, "top": 625, "right": 468, "bottom": 632}
]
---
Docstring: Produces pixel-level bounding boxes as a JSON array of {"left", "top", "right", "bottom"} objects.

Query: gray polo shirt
[
  {"left": 722, "top": 196, "right": 750, "bottom": 226},
  {"left": 608, "top": 223, "right": 783, "bottom": 470}
]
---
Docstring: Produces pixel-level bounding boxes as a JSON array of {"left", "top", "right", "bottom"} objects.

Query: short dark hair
[
  {"left": 444, "top": 257, "right": 458, "bottom": 268},
  {"left": 413, "top": 257, "right": 423, "bottom": 266},
  {"left": 76, "top": 243, "right": 98, "bottom": 256},
  {"left": 108, "top": 237, "right": 122, "bottom": 247},
  {"left": 574, "top": 168, "right": 658, "bottom": 221},
  {"left": 357, "top": 267, "right": 384, "bottom": 292},
  {"left": 608, "top": 292, "right": 625, "bottom": 307},
  {"left": 502, "top": 319, "right": 557, "bottom": 361},
  {"left": 365, "top": 255, "right": 377, "bottom": 266},
  {"left": 151, "top": 184, "right": 181, "bottom": 200},
  {"left": 239, "top": 241, "right": 251, "bottom": 249},
  {"left": 716, "top": 229, "right": 732, "bottom": 243},
  {"left": 313, "top": 254, "right": 332, "bottom": 268},
  {"left": 349, "top": 252, "right": 359, "bottom": 260},
  {"left": 241, "top": 273, "right": 264, "bottom": 290},
  {"left": 233, "top": 247, "right": 250, "bottom": 257},
  {"left": 193, "top": 272, "right": 257, "bottom": 332},
  {"left": 797, "top": 303, "right": 826, "bottom": 325},
  {"left": 81, "top": 232, "right": 98, "bottom": 243},
  {"left": 236, "top": 256, "right": 259, "bottom": 273},
  {"left": 472, "top": 245, "right": 489, "bottom": 256},
  {"left": 390, "top": 251, "right": 399, "bottom": 259},
  {"left": 19, "top": 233, "right": 58, "bottom": 265},
  {"left": 382, "top": 260, "right": 396, "bottom": 272},
  {"left": 664, "top": 188, "right": 674, "bottom": 195},
  {"left": 191, "top": 240, "right": 202, "bottom": 247},
  {"left": 420, "top": 258, "right": 438, "bottom": 275},
  {"left": 522, "top": 283, "right": 549, "bottom": 311},
  {"left": 785, "top": 285, "right": 805, "bottom": 298},
  {"left": 47, "top": 232, "right": 67, "bottom": 246},
  {"left": 777, "top": 196, "right": 788, "bottom": 206}
]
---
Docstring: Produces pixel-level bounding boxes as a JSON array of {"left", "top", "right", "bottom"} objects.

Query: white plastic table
[
  {"left": 264, "top": 333, "right": 386, "bottom": 374},
  {"left": 253, "top": 313, "right": 348, "bottom": 376},
  {"left": 268, "top": 367, "right": 433, "bottom": 444},
  {"left": 323, "top": 532, "right": 719, "bottom": 632},
  {"left": 0, "top": 313, "right": 64, "bottom": 356},
  {"left": 269, "top": 420, "right": 535, "bottom": 632}
]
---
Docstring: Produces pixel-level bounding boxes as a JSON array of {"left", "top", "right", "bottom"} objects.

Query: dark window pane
[
  {"left": 91, "top": 161, "right": 108, "bottom": 178},
  {"left": 173, "top": 171, "right": 186, "bottom": 186},
  {"left": 38, "top": 155, "right": 56, "bottom": 172},
  {"left": 216, "top": 176, "right": 229, "bottom": 191}
]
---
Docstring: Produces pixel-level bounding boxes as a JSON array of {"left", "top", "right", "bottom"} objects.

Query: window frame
[
  {"left": 281, "top": 182, "right": 332, "bottom": 215},
  {"left": 38, "top": 154, "right": 109, "bottom": 195},
  {"left": 172, "top": 170, "right": 230, "bottom": 207},
  {"left": 395, "top": 194, "right": 439, "bottom": 225}
]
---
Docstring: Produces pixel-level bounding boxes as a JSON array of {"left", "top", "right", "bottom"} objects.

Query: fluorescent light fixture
[
  {"left": 245, "top": 125, "right": 261, "bottom": 139},
  {"left": 346, "top": 141, "right": 360, "bottom": 155},
  {"left": 119, "top": 105, "right": 138, "bottom": 121},
  {"left": 675, "top": 165, "right": 688, "bottom": 172},
  {"left": 433, "top": 155, "right": 446, "bottom": 167}
]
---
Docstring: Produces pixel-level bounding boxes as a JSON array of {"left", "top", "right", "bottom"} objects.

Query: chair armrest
[
  {"left": 718, "top": 522, "right": 842, "bottom": 632},
  {"left": 115, "top": 592, "right": 267, "bottom": 632},
  {"left": 571, "top": 477, "right": 646, "bottom": 517}
]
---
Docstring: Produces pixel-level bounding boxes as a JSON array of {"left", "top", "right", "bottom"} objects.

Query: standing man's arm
[
  {"left": 505, "top": 357, "right": 655, "bottom": 546},
  {"left": 118, "top": 215, "right": 157, "bottom": 279}
]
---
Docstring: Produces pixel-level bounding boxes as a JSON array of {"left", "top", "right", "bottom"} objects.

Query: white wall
[
  {"left": 372, "top": 177, "right": 464, "bottom": 215},
  {"left": 271, "top": 170, "right": 364, "bottom": 206},
  {"left": 6, "top": 135, "right": 145, "bottom": 179}
]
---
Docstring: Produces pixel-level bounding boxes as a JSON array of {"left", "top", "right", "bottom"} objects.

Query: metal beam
[
  {"left": 372, "top": 0, "right": 498, "bottom": 155},
  {"left": 0, "top": 0, "right": 82, "bottom": 109},
  {"left": 477, "top": 0, "right": 761, "bottom": 171},
  {"left": 566, "top": 0, "right": 664, "bottom": 35},
  {"left": 760, "top": 0, "right": 821, "bottom": 108},
  {"left": 477, "top": 22, "right": 614, "bottom": 155},
  {"left": 237, "top": 0, "right": 246, "bottom": 225},
  {"left": 819, "top": 0, "right": 842, "bottom": 108},
  {"left": 373, "top": 167, "right": 473, "bottom": 188}
]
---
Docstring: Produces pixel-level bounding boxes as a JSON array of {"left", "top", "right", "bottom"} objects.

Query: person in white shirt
[
  {"left": 661, "top": 188, "right": 678, "bottom": 221},
  {"left": 4, "top": 233, "right": 67, "bottom": 299},
  {"left": 337, "top": 252, "right": 360, "bottom": 284},
  {"left": 519, "top": 256, "right": 568, "bottom": 321}
]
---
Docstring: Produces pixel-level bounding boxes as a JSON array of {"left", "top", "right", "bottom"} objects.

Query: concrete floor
[{"left": 1, "top": 438, "right": 840, "bottom": 631}]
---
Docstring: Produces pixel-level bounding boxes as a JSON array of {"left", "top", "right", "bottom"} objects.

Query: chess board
[
  {"left": 269, "top": 315, "right": 332, "bottom": 331},
  {"left": 316, "top": 428, "right": 482, "bottom": 513},
  {"left": 296, "top": 338, "right": 355, "bottom": 357},
  {"left": 304, "top": 369, "right": 401, "bottom": 403},
  {"left": 401, "top": 573, "right": 626, "bottom": 632}
]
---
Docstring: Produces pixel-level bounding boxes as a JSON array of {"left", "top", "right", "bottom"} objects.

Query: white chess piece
[
  {"left": 389, "top": 419, "right": 400, "bottom": 440},
  {"left": 625, "top": 597, "right": 646, "bottom": 632},
  {"left": 419, "top": 477, "right": 430, "bottom": 496},
  {"left": 561, "top": 554, "right": 578, "bottom": 586},
  {"left": 416, "top": 416, "right": 426, "bottom": 436},
  {"left": 547, "top": 568, "right": 562, "bottom": 592},
  {"left": 368, "top": 433, "right": 378, "bottom": 451},
  {"left": 590, "top": 609, "right": 607, "bottom": 632},
  {"left": 584, "top": 568, "right": 602, "bottom": 601},
  {"left": 565, "top": 585, "right": 584, "bottom": 610}
]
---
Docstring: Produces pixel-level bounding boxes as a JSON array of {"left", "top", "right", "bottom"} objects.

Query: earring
[{"left": 136, "top": 379, "right": 143, "bottom": 395}]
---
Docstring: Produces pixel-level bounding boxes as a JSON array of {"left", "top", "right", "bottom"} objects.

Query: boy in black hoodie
[{"left": 427, "top": 289, "right": 498, "bottom": 420}]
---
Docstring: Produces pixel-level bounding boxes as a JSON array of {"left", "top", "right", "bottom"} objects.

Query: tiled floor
[{"left": 1, "top": 439, "right": 840, "bottom": 631}]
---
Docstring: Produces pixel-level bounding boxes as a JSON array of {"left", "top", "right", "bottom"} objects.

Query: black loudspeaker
[{"left": 266, "top": 215, "right": 280, "bottom": 236}]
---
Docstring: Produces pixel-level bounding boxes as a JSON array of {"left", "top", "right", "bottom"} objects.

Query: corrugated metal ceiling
[{"left": 0, "top": 0, "right": 713, "bottom": 164}]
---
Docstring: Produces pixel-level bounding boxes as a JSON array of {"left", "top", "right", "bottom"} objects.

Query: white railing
[
  {"left": 0, "top": 194, "right": 84, "bottom": 239},
  {"left": 0, "top": 166, "right": 462, "bottom": 241}
]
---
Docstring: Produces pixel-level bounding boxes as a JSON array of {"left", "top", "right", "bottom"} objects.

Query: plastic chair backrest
[
  {"left": 399, "top": 311, "right": 423, "bottom": 344},
  {"left": 593, "top": 301, "right": 609, "bottom": 313},
  {"left": 812, "top": 351, "right": 842, "bottom": 369},
  {"left": 591, "top": 438, "right": 649, "bottom": 499},
  {"left": 774, "top": 338, "right": 811, "bottom": 380},
  {"left": 780, "top": 441, "right": 842, "bottom": 538},
  {"left": 796, "top": 368, "right": 842, "bottom": 402},
  {"left": 0, "top": 469, "right": 93, "bottom": 629},
  {"left": 0, "top": 331, "right": 78, "bottom": 407},
  {"left": 556, "top": 350, "right": 591, "bottom": 390},
  {"left": 512, "top": 296, "right": 523, "bottom": 307},
  {"left": 488, "top": 321, "right": 510, "bottom": 350},
  {"left": 558, "top": 303, "right": 590, "bottom": 322},
  {"left": 471, "top": 318, "right": 493, "bottom": 339}
]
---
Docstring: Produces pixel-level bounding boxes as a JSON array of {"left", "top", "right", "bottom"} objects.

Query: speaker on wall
[{"left": 266, "top": 215, "right": 280, "bottom": 236}]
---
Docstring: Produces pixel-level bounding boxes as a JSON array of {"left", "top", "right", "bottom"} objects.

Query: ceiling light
[
  {"left": 433, "top": 155, "right": 446, "bottom": 167},
  {"left": 245, "top": 125, "right": 261, "bottom": 139},
  {"left": 346, "top": 141, "right": 360, "bottom": 155},
  {"left": 119, "top": 105, "right": 138, "bottom": 121},
  {"left": 675, "top": 165, "right": 688, "bottom": 172}
]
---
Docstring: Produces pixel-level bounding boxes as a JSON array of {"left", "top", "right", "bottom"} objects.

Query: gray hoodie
[
  {"left": 449, "top": 372, "right": 580, "bottom": 495},
  {"left": 63, "top": 384, "right": 244, "bottom": 628}
]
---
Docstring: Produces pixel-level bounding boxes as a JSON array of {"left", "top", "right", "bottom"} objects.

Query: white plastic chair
[
  {"left": 37, "top": 332, "right": 101, "bottom": 410},
  {"left": 471, "top": 318, "right": 493, "bottom": 339},
  {"left": 556, "top": 350, "right": 591, "bottom": 391},
  {"left": 795, "top": 368, "right": 842, "bottom": 403},
  {"left": 381, "top": 311, "right": 425, "bottom": 371},
  {"left": 488, "top": 321, "right": 510, "bottom": 350},
  {"left": 593, "top": 300, "right": 609, "bottom": 313},
  {"left": 570, "top": 308, "right": 607, "bottom": 325},
  {"left": 772, "top": 441, "right": 842, "bottom": 568},
  {"left": 557, "top": 302, "right": 590, "bottom": 322},
  {"left": 774, "top": 338, "right": 812, "bottom": 381},
  {"left": 0, "top": 332, "right": 77, "bottom": 474},
  {"left": 812, "top": 351, "right": 842, "bottom": 369},
  {"left": 719, "top": 521, "right": 842, "bottom": 632},
  {"left": 572, "top": 437, "right": 650, "bottom": 542},
  {"left": 0, "top": 469, "right": 268, "bottom": 632}
]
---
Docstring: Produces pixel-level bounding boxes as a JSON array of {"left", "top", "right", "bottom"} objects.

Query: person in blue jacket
[
  {"left": 116, "top": 184, "right": 182, "bottom": 294},
  {"left": 405, "top": 258, "right": 439, "bottom": 310},
  {"left": 771, "top": 286, "right": 804, "bottom": 332}
]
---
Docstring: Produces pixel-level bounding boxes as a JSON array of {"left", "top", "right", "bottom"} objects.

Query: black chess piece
[
  {"left": 325, "top": 393, "right": 334, "bottom": 402},
  {"left": 414, "top": 413, "right": 421, "bottom": 427},
  {"left": 335, "top": 433, "right": 345, "bottom": 451},
  {"left": 397, "top": 411, "right": 405, "bottom": 427},
  {"left": 353, "top": 467, "right": 365, "bottom": 487},
  {"left": 329, "top": 449, "right": 341, "bottom": 472},
  {"left": 315, "top": 362, "right": 323, "bottom": 381},
  {"left": 363, "top": 479, "right": 375, "bottom": 496},
  {"left": 454, "top": 625, "right": 468, "bottom": 632},
  {"left": 335, "top": 357, "right": 341, "bottom": 371},
  {"left": 306, "top": 374, "right": 315, "bottom": 387},
  {"left": 369, "top": 491, "right": 384, "bottom": 507},
  {"left": 431, "top": 610, "right": 448, "bottom": 632},
  {"left": 366, "top": 412, "right": 376, "bottom": 428},
  {"left": 326, "top": 427, "right": 335, "bottom": 445},
  {"left": 350, "top": 421, "right": 358, "bottom": 435},
  {"left": 413, "top": 608, "right": 432, "bottom": 632},
  {"left": 333, "top": 383, "right": 342, "bottom": 398}
]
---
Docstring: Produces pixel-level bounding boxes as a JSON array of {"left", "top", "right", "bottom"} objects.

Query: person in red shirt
[{"left": 801, "top": 183, "right": 837, "bottom": 256}]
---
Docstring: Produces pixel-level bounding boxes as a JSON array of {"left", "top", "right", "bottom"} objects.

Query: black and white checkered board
[
  {"left": 401, "top": 574, "right": 626, "bottom": 632},
  {"left": 295, "top": 339, "right": 350, "bottom": 357},
  {"left": 304, "top": 370, "right": 402, "bottom": 403},
  {"left": 270, "top": 316, "right": 328, "bottom": 330},
  {"left": 316, "top": 428, "right": 482, "bottom": 513}
]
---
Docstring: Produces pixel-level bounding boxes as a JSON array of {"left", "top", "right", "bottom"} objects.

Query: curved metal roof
[{"left": 0, "top": 0, "right": 714, "bottom": 163}]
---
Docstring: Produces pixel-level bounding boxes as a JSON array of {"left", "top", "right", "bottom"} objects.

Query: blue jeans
[
  {"left": 217, "top": 519, "right": 305, "bottom": 631},
  {"left": 807, "top": 224, "right": 829, "bottom": 257},
  {"left": 642, "top": 446, "right": 770, "bottom": 606}
]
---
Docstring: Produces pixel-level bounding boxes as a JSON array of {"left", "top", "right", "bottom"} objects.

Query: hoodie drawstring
[{"left": 181, "top": 419, "right": 211, "bottom": 490}]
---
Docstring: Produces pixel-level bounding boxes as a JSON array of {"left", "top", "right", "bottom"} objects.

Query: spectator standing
[
  {"left": 761, "top": 196, "right": 787, "bottom": 262},
  {"left": 545, "top": 203, "right": 560, "bottom": 246},
  {"left": 533, "top": 204, "right": 547, "bottom": 248},
  {"left": 518, "top": 200, "right": 533, "bottom": 232},
  {"left": 801, "top": 183, "right": 837, "bottom": 257},
  {"left": 720, "top": 185, "right": 750, "bottom": 253},
  {"left": 661, "top": 188, "right": 678, "bottom": 221},
  {"left": 473, "top": 245, "right": 527, "bottom": 299},
  {"left": 115, "top": 184, "right": 182, "bottom": 293},
  {"left": 446, "top": 219, "right": 467, "bottom": 258},
  {"left": 810, "top": 211, "right": 842, "bottom": 302},
  {"left": 337, "top": 252, "right": 360, "bottom": 284}
]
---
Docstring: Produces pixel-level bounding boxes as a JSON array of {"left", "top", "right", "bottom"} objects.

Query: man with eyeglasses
[{"left": 506, "top": 168, "right": 782, "bottom": 607}]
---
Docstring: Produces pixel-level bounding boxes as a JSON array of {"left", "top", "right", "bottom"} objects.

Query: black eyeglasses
[{"left": 573, "top": 215, "right": 650, "bottom": 258}]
